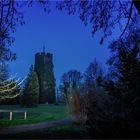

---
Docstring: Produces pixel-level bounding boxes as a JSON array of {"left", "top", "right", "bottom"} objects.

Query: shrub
[
  {"left": 68, "top": 88, "right": 89, "bottom": 123},
  {"left": 85, "top": 87, "right": 140, "bottom": 138}
]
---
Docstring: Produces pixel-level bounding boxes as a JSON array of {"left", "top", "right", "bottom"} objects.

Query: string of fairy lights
[{"left": 0, "top": 75, "right": 26, "bottom": 100}]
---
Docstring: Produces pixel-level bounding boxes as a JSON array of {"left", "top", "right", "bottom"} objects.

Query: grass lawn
[
  {"left": 0, "top": 104, "right": 68, "bottom": 128},
  {"left": 0, "top": 104, "right": 89, "bottom": 139},
  {"left": 1, "top": 123, "right": 89, "bottom": 139}
]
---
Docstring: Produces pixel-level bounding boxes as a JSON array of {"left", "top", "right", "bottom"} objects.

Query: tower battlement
[
  {"left": 35, "top": 52, "right": 53, "bottom": 60},
  {"left": 34, "top": 50, "right": 55, "bottom": 104}
]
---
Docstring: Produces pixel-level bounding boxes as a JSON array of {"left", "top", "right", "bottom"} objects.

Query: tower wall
[{"left": 34, "top": 52, "right": 56, "bottom": 103}]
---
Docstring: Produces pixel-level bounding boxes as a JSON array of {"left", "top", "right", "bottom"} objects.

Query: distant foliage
[{"left": 21, "top": 65, "right": 39, "bottom": 107}]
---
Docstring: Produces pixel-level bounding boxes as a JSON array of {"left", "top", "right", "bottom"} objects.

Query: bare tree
[
  {"left": 60, "top": 70, "right": 82, "bottom": 104},
  {"left": 0, "top": 0, "right": 50, "bottom": 62},
  {"left": 84, "top": 59, "right": 104, "bottom": 93}
]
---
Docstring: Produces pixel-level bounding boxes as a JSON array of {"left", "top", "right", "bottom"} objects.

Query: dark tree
[
  {"left": 61, "top": 70, "right": 82, "bottom": 88},
  {"left": 0, "top": 0, "right": 25, "bottom": 62},
  {"left": 60, "top": 70, "right": 82, "bottom": 104},
  {"left": 21, "top": 65, "right": 39, "bottom": 107},
  {"left": 84, "top": 59, "right": 104, "bottom": 93},
  {"left": 107, "top": 27, "right": 140, "bottom": 122},
  {"left": 0, "top": 1, "right": 50, "bottom": 63},
  {"left": 56, "top": 0, "right": 140, "bottom": 43},
  {"left": 86, "top": 28, "right": 140, "bottom": 138},
  {"left": 0, "top": 63, "right": 8, "bottom": 81}
]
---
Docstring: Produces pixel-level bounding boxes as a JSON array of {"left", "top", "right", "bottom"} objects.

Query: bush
[
  {"left": 85, "top": 89, "right": 114, "bottom": 138},
  {"left": 85, "top": 87, "right": 140, "bottom": 138},
  {"left": 68, "top": 88, "right": 88, "bottom": 123}
]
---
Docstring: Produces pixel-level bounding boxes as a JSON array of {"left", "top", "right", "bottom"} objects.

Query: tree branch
[
  {"left": 5, "top": 0, "right": 12, "bottom": 22},
  {"left": 2, "top": 1, "right": 15, "bottom": 37},
  {"left": 120, "top": 1, "right": 134, "bottom": 38}
]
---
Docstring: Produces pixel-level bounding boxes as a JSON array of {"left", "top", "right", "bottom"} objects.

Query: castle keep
[{"left": 34, "top": 50, "right": 56, "bottom": 103}]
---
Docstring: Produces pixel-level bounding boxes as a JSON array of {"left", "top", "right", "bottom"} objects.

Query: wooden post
[
  {"left": 24, "top": 112, "right": 27, "bottom": 120},
  {"left": 10, "top": 112, "right": 13, "bottom": 120}
]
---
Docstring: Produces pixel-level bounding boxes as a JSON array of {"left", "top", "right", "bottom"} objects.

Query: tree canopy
[{"left": 0, "top": 0, "right": 140, "bottom": 63}]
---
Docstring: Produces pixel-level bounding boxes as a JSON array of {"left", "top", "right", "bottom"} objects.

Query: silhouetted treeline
[{"left": 60, "top": 28, "right": 140, "bottom": 138}]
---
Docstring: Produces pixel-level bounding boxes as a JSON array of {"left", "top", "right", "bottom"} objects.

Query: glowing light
[{"left": 0, "top": 76, "right": 26, "bottom": 101}]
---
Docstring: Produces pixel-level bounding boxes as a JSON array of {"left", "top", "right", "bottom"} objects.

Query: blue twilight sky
[{"left": 8, "top": 3, "right": 122, "bottom": 86}]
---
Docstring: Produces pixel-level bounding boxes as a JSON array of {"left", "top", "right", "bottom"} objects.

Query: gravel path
[{"left": 0, "top": 117, "right": 75, "bottom": 135}]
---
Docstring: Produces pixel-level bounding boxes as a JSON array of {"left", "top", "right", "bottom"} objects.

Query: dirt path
[{"left": 0, "top": 117, "right": 75, "bottom": 135}]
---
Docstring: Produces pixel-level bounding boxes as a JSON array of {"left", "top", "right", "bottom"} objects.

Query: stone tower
[{"left": 34, "top": 49, "right": 56, "bottom": 103}]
